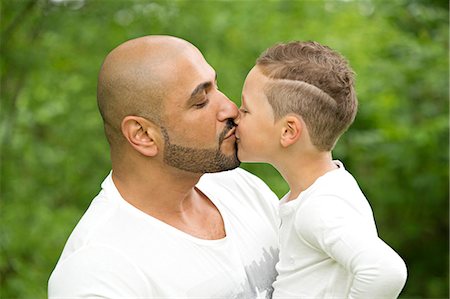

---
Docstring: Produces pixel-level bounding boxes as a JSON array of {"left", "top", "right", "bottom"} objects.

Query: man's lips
[{"left": 224, "top": 127, "right": 236, "bottom": 140}]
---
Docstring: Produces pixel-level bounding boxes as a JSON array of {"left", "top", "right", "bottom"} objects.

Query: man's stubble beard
[{"left": 161, "top": 121, "right": 240, "bottom": 173}]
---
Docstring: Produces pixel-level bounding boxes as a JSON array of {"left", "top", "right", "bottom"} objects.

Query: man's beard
[{"left": 161, "top": 120, "right": 240, "bottom": 173}]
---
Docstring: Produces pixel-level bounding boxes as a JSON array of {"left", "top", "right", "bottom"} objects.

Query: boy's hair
[{"left": 256, "top": 41, "right": 357, "bottom": 151}]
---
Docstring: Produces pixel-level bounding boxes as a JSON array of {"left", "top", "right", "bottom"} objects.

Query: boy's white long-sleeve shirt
[{"left": 272, "top": 161, "right": 407, "bottom": 299}]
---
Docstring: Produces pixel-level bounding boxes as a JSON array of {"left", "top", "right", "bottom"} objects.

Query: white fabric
[
  {"left": 48, "top": 168, "right": 280, "bottom": 299},
  {"left": 272, "top": 161, "right": 407, "bottom": 299}
]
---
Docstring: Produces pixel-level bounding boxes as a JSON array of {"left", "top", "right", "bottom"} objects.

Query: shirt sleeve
[
  {"left": 295, "top": 196, "right": 407, "bottom": 299},
  {"left": 48, "top": 244, "right": 152, "bottom": 298}
]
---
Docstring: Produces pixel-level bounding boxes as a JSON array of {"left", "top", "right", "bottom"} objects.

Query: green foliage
[{"left": 1, "top": 0, "right": 448, "bottom": 298}]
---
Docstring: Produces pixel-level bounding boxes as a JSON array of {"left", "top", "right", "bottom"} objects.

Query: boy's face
[{"left": 236, "top": 66, "right": 280, "bottom": 163}]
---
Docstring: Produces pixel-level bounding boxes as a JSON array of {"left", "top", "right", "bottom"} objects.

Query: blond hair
[{"left": 257, "top": 41, "right": 357, "bottom": 151}]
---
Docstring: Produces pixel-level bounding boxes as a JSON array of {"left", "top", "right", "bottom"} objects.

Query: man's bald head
[{"left": 97, "top": 35, "right": 193, "bottom": 147}]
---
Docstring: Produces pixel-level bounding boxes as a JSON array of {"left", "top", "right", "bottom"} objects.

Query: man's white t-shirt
[
  {"left": 48, "top": 168, "right": 280, "bottom": 298},
  {"left": 272, "top": 161, "right": 407, "bottom": 299}
]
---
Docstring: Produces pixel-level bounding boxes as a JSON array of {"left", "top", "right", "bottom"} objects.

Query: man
[{"left": 48, "top": 35, "right": 279, "bottom": 298}]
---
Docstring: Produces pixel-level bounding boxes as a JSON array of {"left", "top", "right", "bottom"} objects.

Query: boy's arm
[
  {"left": 296, "top": 196, "right": 407, "bottom": 299},
  {"left": 325, "top": 225, "right": 407, "bottom": 298}
]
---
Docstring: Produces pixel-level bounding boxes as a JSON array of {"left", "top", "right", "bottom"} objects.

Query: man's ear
[
  {"left": 280, "top": 115, "right": 303, "bottom": 148},
  {"left": 121, "top": 116, "right": 160, "bottom": 157}
]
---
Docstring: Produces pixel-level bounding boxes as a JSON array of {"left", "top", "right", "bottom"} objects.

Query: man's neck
[
  {"left": 112, "top": 160, "right": 202, "bottom": 211},
  {"left": 111, "top": 162, "right": 226, "bottom": 240}
]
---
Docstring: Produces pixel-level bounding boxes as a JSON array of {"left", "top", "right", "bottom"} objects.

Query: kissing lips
[{"left": 223, "top": 127, "right": 236, "bottom": 140}]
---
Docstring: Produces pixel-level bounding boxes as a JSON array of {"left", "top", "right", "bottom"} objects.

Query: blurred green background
[{"left": 1, "top": 0, "right": 448, "bottom": 298}]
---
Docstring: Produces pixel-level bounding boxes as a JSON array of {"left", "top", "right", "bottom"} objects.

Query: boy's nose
[{"left": 234, "top": 112, "right": 241, "bottom": 125}]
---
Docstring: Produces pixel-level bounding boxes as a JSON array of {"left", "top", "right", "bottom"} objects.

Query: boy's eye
[{"left": 239, "top": 108, "right": 249, "bottom": 114}]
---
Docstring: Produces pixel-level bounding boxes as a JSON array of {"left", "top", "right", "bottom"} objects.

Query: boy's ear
[
  {"left": 121, "top": 116, "right": 160, "bottom": 157},
  {"left": 280, "top": 115, "right": 302, "bottom": 148}
]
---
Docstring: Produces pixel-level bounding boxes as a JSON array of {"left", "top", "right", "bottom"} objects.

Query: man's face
[
  {"left": 160, "top": 47, "right": 240, "bottom": 173},
  {"left": 236, "top": 66, "right": 279, "bottom": 163}
]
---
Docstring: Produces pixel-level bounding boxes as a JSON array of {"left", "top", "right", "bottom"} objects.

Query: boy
[{"left": 235, "top": 41, "right": 407, "bottom": 298}]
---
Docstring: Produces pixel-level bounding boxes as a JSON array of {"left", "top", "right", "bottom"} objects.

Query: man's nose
[{"left": 217, "top": 92, "right": 239, "bottom": 122}]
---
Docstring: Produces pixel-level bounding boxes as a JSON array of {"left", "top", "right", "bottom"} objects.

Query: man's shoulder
[
  {"left": 201, "top": 167, "right": 264, "bottom": 186},
  {"left": 199, "top": 168, "right": 279, "bottom": 209},
  {"left": 202, "top": 167, "right": 250, "bottom": 178},
  {"left": 56, "top": 186, "right": 147, "bottom": 262},
  {"left": 48, "top": 244, "right": 150, "bottom": 297},
  {"left": 200, "top": 168, "right": 274, "bottom": 195}
]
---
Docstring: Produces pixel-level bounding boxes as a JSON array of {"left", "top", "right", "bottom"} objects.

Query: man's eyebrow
[
  {"left": 186, "top": 73, "right": 218, "bottom": 106},
  {"left": 190, "top": 81, "right": 212, "bottom": 100}
]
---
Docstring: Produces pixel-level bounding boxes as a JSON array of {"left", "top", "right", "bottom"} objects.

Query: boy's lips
[{"left": 234, "top": 129, "right": 240, "bottom": 142}]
